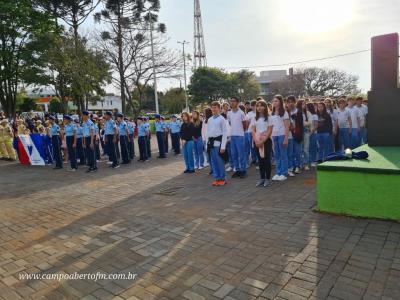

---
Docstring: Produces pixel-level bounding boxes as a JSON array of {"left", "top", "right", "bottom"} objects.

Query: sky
[{"left": 84, "top": 0, "right": 400, "bottom": 94}]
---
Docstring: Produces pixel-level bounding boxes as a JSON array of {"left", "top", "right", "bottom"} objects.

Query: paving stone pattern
[{"left": 0, "top": 155, "right": 400, "bottom": 300}]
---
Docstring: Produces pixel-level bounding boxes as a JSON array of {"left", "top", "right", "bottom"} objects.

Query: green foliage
[
  {"left": 16, "top": 92, "right": 37, "bottom": 112},
  {"left": 188, "top": 67, "right": 261, "bottom": 104},
  {"left": 161, "top": 88, "right": 186, "bottom": 114},
  {"left": 44, "top": 31, "right": 112, "bottom": 112},
  {"left": 188, "top": 67, "right": 236, "bottom": 104},
  {"left": 0, "top": 0, "right": 55, "bottom": 116},
  {"left": 230, "top": 70, "right": 261, "bottom": 101},
  {"left": 49, "top": 96, "right": 63, "bottom": 113}
]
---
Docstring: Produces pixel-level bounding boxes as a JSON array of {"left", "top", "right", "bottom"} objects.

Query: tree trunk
[{"left": 117, "top": 8, "right": 125, "bottom": 114}]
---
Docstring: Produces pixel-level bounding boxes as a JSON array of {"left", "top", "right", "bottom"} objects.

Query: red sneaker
[
  {"left": 212, "top": 180, "right": 219, "bottom": 186},
  {"left": 217, "top": 180, "right": 226, "bottom": 186}
]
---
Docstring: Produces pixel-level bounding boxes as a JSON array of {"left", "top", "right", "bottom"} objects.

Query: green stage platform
[{"left": 317, "top": 145, "right": 400, "bottom": 221}]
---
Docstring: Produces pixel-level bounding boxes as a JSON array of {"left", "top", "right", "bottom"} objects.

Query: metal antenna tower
[{"left": 194, "top": 0, "right": 207, "bottom": 69}]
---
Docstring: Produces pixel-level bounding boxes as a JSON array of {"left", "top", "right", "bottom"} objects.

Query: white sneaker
[
  {"left": 304, "top": 166, "right": 310, "bottom": 171},
  {"left": 288, "top": 171, "right": 295, "bottom": 177},
  {"left": 256, "top": 166, "right": 260, "bottom": 170},
  {"left": 67, "top": 168, "right": 76, "bottom": 172},
  {"left": 226, "top": 167, "right": 233, "bottom": 172},
  {"left": 107, "top": 161, "right": 113, "bottom": 165},
  {"left": 199, "top": 166, "right": 204, "bottom": 170},
  {"left": 294, "top": 167, "right": 301, "bottom": 174},
  {"left": 278, "top": 175, "right": 287, "bottom": 181},
  {"left": 272, "top": 174, "right": 280, "bottom": 181}
]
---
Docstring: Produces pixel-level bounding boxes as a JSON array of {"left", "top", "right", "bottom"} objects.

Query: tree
[
  {"left": 268, "top": 67, "right": 360, "bottom": 98},
  {"left": 161, "top": 88, "right": 186, "bottom": 113},
  {"left": 49, "top": 96, "right": 63, "bottom": 113},
  {"left": 94, "top": 0, "right": 166, "bottom": 114},
  {"left": 231, "top": 70, "right": 261, "bottom": 101},
  {"left": 16, "top": 92, "right": 38, "bottom": 112},
  {"left": 269, "top": 73, "right": 306, "bottom": 98},
  {"left": 0, "top": 0, "right": 54, "bottom": 116},
  {"left": 188, "top": 67, "right": 236, "bottom": 104},
  {"left": 43, "top": 31, "right": 112, "bottom": 112},
  {"left": 302, "top": 67, "right": 359, "bottom": 96}
]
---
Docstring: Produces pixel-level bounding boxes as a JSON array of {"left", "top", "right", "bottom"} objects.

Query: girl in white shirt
[
  {"left": 307, "top": 103, "right": 319, "bottom": 167},
  {"left": 251, "top": 100, "right": 273, "bottom": 187},
  {"left": 270, "top": 95, "right": 290, "bottom": 181}
]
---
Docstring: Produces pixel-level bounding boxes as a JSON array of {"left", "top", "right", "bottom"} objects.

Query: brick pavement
[{"left": 0, "top": 155, "right": 400, "bottom": 300}]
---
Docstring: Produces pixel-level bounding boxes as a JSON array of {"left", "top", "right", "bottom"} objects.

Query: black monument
[{"left": 367, "top": 32, "right": 400, "bottom": 146}]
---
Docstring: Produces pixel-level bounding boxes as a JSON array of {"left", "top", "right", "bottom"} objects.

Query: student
[
  {"left": 306, "top": 103, "right": 318, "bottom": 167},
  {"left": 325, "top": 98, "right": 338, "bottom": 152},
  {"left": 104, "top": 111, "right": 119, "bottom": 169},
  {"left": 82, "top": 111, "right": 97, "bottom": 172},
  {"left": 49, "top": 116, "right": 63, "bottom": 169},
  {"left": 337, "top": 97, "right": 352, "bottom": 151},
  {"left": 316, "top": 102, "right": 333, "bottom": 162},
  {"left": 347, "top": 96, "right": 361, "bottom": 149},
  {"left": 270, "top": 95, "right": 290, "bottom": 181},
  {"left": 202, "top": 107, "right": 212, "bottom": 172},
  {"left": 251, "top": 100, "right": 273, "bottom": 187},
  {"left": 192, "top": 111, "right": 205, "bottom": 170},
  {"left": 301, "top": 100, "right": 312, "bottom": 170},
  {"left": 137, "top": 117, "right": 148, "bottom": 162},
  {"left": 117, "top": 113, "right": 130, "bottom": 164},
  {"left": 180, "top": 112, "right": 195, "bottom": 173},
  {"left": 227, "top": 96, "right": 247, "bottom": 178},
  {"left": 154, "top": 114, "right": 166, "bottom": 159},
  {"left": 287, "top": 96, "right": 301, "bottom": 176},
  {"left": 245, "top": 100, "right": 258, "bottom": 166},
  {"left": 207, "top": 101, "right": 228, "bottom": 186},
  {"left": 169, "top": 115, "right": 181, "bottom": 155},
  {"left": 126, "top": 118, "right": 136, "bottom": 160},
  {"left": 144, "top": 117, "right": 151, "bottom": 158},
  {"left": 162, "top": 116, "right": 169, "bottom": 154},
  {"left": 356, "top": 96, "right": 368, "bottom": 145},
  {"left": 63, "top": 115, "right": 77, "bottom": 171}
]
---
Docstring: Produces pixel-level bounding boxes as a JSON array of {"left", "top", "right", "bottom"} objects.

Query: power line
[{"left": 218, "top": 49, "right": 371, "bottom": 70}]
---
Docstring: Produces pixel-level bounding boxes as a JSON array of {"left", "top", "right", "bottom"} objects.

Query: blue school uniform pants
[
  {"left": 272, "top": 135, "right": 288, "bottom": 176},
  {"left": 230, "top": 136, "right": 247, "bottom": 173},
  {"left": 183, "top": 140, "right": 194, "bottom": 171},
  {"left": 210, "top": 146, "right": 225, "bottom": 181}
]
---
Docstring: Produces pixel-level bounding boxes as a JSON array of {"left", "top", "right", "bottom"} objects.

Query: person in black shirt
[
  {"left": 192, "top": 111, "right": 205, "bottom": 170},
  {"left": 180, "top": 112, "right": 195, "bottom": 173},
  {"left": 317, "top": 102, "right": 333, "bottom": 162}
]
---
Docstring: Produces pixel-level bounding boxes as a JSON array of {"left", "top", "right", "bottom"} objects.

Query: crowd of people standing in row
[
  {"left": 0, "top": 94, "right": 368, "bottom": 187},
  {"left": 178, "top": 95, "right": 368, "bottom": 187}
]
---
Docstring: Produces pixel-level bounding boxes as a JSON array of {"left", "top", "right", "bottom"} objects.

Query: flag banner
[{"left": 18, "top": 134, "right": 46, "bottom": 166}]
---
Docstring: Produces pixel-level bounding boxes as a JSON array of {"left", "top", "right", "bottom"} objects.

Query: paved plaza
[{"left": 1, "top": 155, "right": 400, "bottom": 300}]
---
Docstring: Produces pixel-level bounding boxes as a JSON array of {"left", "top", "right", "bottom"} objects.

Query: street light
[{"left": 177, "top": 40, "right": 189, "bottom": 112}]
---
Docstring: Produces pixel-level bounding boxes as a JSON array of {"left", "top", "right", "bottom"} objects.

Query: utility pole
[
  {"left": 178, "top": 40, "right": 189, "bottom": 112},
  {"left": 149, "top": 21, "right": 159, "bottom": 114}
]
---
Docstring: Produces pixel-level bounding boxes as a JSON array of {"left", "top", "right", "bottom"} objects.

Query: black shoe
[
  {"left": 239, "top": 172, "right": 247, "bottom": 179},
  {"left": 157, "top": 156, "right": 166, "bottom": 159},
  {"left": 86, "top": 168, "right": 95, "bottom": 173},
  {"left": 112, "top": 165, "right": 120, "bottom": 169},
  {"left": 183, "top": 170, "right": 189, "bottom": 173},
  {"left": 53, "top": 166, "right": 62, "bottom": 170},
  {"left": 232, "top": 171, "right": 240, "bottom": 178},
  {"left": 188, "top": 170, "right": 195, "bottom": 174}
]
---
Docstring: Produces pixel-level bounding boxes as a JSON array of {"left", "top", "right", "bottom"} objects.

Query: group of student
[
  {"left": 177, "top": 95, "right": 368, "bottom": 187},
  {"left": 6, "top": 94, "right": 368, "bottom": 184}
]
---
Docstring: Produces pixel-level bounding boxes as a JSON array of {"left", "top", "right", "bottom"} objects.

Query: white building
[
  {"left": 256, "top": 70, "right": 288, "bottom": 97},
  {"left": 30, "top": 91, "right": 122, "bottom": 113}
]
